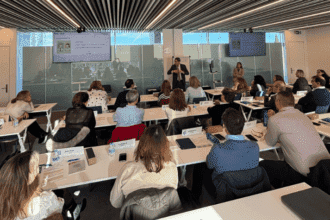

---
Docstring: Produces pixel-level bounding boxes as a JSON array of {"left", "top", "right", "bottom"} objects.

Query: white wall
[
  {"left": 0, "top": 28, "right": 16, "bottom": 100},
  {"left": 305, "top": 25, "right": 330, "bottom": 76}
]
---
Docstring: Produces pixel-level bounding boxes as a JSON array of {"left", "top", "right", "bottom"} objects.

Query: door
[
  {"left": 286, "top": 41, "right": 305, "bottom": 84},
  {"left": 0, "top": 46, "right": 10, "bottom": 107}
]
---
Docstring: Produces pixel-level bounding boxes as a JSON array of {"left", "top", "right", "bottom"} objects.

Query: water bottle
[
  {"left": 263, "top": 110, "right": 268, "bottom": 127},
  {"left": 109, "top": 143, "right": 115, "bottom": 156}
]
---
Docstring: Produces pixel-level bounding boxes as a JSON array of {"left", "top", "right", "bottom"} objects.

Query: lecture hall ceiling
[{"left": 0, "top": 0, "right": 330, "bottom": 32}]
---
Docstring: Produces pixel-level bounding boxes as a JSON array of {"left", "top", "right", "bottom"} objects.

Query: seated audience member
[
  {"left": 153, "top": 80, "right": 171, "bottom": 106},
  {"left": 296, "top": 76, "right": 330, "bottom": 113},
  {"left": 292, "top": 69, "right": 311, "bottom": 94},
  {"left": 232, "top": 78, "right": 249, "bottom": 96},
  {"left": 113, "top": 89, "right": 144, "bottom": 127},
  {"left": 192, "top": 108, "right": 259, "bottom": 199},
  {"left": 165, "top": 88, "right": 191, "bottom": 129},
  {"left": 264, "top": 81, "right": 286, "bottom": 112},
  {"left": 267, "top": 75, "right": 285, "bottom": 87},
  {"left": 4, "top": 90, "right": 48, "bottom": 144},
  {"left": 87, "top": 81, "right": 109, "bottom": 113},
  {"left": 250, "top": 75, "right": 267, "bottom": 97},
  {"left": 317, "top": 69, "right": 330, "bottom": 89},
  {"left": 110, "top": 125, "right": 181, "bottom": 210},
  {"left": 185, "top": 76, "right": 207, "bottom": 104},
  {"left": 61, "top": 92, "right": 97, "bottom": 147},
  {"left": 0, "top": 151, "right": 64, "bottom": 220},
  {"left": 114, "top": 79, "right": 140, "bottom": 110},
  {"left": 260, "top": 90, "right": 330, "bottom": 188},
  {"left": 207, "top": 88, "right": 238, "bottom": 125}
]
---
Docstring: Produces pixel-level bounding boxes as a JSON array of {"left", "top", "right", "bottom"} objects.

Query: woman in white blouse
[
  {"left": 110, "top": 125, "right": 180, "bottom": 210},
  {"left": 185, "top": 76, "right": 206, "bottom": 104},
  {"left": 0, "top": 151, "right": 64, "bottom": 220},
  {"left": 87, "top": 81, "right": 109, "bottom": 113},
  {"left": 165, "top": 88, "right": 191, "bottom": 129}
]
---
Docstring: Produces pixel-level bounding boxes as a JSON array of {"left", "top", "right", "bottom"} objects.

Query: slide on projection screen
[
  {"left": 53, "top": 32, "right": 111, "bottom": 63},
  {"left": 229, "top": 32, "right": 266, "bottom": 57}
]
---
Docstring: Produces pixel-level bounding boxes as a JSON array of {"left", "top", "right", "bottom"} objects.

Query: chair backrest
[
  {"left": 166, "top": 116, "right": 197, "bottom": 136},
  {"left": 316, "top": 105, "right": 330, "bottom": 114},
  {"left": 120, "top": 187, "right": 182, "bottom": 220},
  {"left": 307, "top": 159, "right": 330, "bottom": 195},
  {"left": 146, "top": 88, "right": 160, "bottom": 94},
  {"left": 103, "top": 84, "right": 112, "bottom": 93},
  {"left": 213, "top": 166, "right": 271, "bottom": 204},
  {"left": 108, "top": 123, "right": 146, "bottom": 144},
  {"left": 192, "top": 97, "right": 207, "bottom": 104},
  {"left": 202, "top": 86, "right": 212, "bottom": 90},
  {"left": 87, "top": 106, "right": 102, "bottom": 114}
]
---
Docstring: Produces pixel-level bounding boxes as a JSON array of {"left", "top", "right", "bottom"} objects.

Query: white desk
[
  {"left": 41, "top": 123, "right": 280, "bottom": 190},
  {"left": 204, "top": 89, "right": 223, "bottom": 101},
  {"left": 32, "top": 103, "right": 57, "bottom": 133},
  {"left": 313, "top": 113, "right": 330, "bottom": 140},
  {"left": 0, "top": 119, "right": 36, "bottom": 152},
  {"left": 234, "top": 100, "right": 269, "bottom": 121},
  {"left": 160, "top": 183, "right": 311, "bottom": 220}
]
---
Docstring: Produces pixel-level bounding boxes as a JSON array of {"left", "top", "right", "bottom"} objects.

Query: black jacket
[
  {"left": 298, "top": 89, "right": 330, "bottom": 113},
  {"left": 167, "top": 64, "right": 189, "bottom": 88},
  {"left": 264, "top": 95, "right": 278, "bottom": 112},
  {"left": 322, "top": 73, "right": 330, "bottom": 89},
  {"left": 292, "top": 77, "right": 311, "bottom": 94},
  {"left": 207, "top": 102, "right": 239, "bottom": 126},
  {"left": 65, "top": 105, "right": 97, "bottom": 147},
  {"left": 114, "top": 89, "right": 140, "bottom": 110}
]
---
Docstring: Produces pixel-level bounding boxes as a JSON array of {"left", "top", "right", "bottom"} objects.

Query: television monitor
[{"left": 229, "top": 32, "right": 266, "bottom": 57}]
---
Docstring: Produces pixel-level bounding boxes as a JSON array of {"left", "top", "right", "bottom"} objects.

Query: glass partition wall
[{"left": 17, "top": 31, "right": 285, "bottom": 111}]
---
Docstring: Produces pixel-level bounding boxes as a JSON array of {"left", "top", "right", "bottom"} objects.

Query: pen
[
  {"left": 39, "top": 164, "right": 52, "bottom": 167},
  {"left": 68, "top": 158, "right": 80, "bottom": 163}
]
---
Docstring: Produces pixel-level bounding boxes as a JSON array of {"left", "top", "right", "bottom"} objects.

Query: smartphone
[
  {"left": 246, "top": 134, "right": 258, "bottom": 142},
  {"left": 119, "top": 153, "right": 127, "bottom": 162},
  {"left": 214, "top": 134, "right": 225, "bottom": 141},
  {"left": 86, "top": 148, "right": 95, "bottom": 159},
  {"left": 252, "top": 104, "right": 260, "bottom": 107},
  {"left": 313, "top": 122, "right": 321, "bottom": 126}
]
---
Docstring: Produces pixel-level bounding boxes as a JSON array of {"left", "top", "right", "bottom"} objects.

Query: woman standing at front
[{"left": 233, "top": 62, "right": 245, "bottom": 80}]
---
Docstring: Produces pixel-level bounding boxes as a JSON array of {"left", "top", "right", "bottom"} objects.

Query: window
[
  {"left": 183, "top": 33, "right": 207, "bottom": 44},
  {"left": 209, "top": 33, "right": 229, "bottom": 44}
]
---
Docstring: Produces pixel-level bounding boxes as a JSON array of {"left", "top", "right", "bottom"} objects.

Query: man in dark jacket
[
  {"left": 167, "top": 57, "right": 189, "bottom": 91},
  {"left": 114, "top": 79, "right": 140, "bottom": 110},
  {"left": 297, "top": 76, "right": 330, "bottom": 113},
  {"left": 264, "top": 81, "right": 286, "bottom": 113}
]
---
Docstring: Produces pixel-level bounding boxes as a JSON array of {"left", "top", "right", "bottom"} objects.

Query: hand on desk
[
  {"left": 23, "top": 112, "right": 29, "bottom": 119},
  {"left": 188, "top": 106, "right": 192, "bottom": 112},
  {"left": 214, "top": 99, "right": 221, "bottom": 105},
  {"left": 267, "top": 109, "right": 276, "bottom": 118}
]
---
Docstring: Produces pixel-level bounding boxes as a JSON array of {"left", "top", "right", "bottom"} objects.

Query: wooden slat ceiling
[{"left": 0, "top": 0, "right": 330, "bottom": 32}]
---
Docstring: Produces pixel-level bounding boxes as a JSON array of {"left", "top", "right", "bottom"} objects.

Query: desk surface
[
  {"left": 108, "top": 98, "right": 116, "bottom": 106},
  {"left": 160, "top": 183, "right": 310, "bottom": 220},
  {"left": 314, "top": 113, "right": 330, "bottom": 138},
  {"left": 205, "top": 89, "right": 224, "bottom": 96},
  {"left": 33, "top": 103, "right": 57, "bottom": 113},
  {"left": 41, "top": 123, "right": 279, "bottom": 190},
  {"left": 0, "top": 119, "right": 36, "bottom": 137}
]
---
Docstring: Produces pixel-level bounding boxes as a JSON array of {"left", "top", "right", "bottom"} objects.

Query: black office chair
[
  {"left": 87, "top": 106, "right": 102, "bottom": 114},
  {"left": 166, "top": 116, "right": 198, "bottom": 136},
  {"left": 202, "top": 86, "right": 212, "bottom": 91},
  {"left": 192, "top": 97, "right": 207, "bottom": 104}
]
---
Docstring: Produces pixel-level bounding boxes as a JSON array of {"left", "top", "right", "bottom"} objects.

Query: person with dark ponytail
[{"left": 4, "top": 91, "right": 48, "bottom": 144}]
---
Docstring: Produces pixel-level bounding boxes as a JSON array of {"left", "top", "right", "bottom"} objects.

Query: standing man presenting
[{"left": 167, "top": 57, "right": 189, "bottom": 91}]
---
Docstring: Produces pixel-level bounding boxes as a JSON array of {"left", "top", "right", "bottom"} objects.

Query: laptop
[{"left": 281, "top": 187, "right": 330, "bottom": 220}]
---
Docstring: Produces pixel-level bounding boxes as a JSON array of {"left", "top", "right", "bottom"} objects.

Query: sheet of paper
[
  {"left": 41, "top": 166, "right": 66, "bottom": 186},
  {"left": 160, "top": 206, "right": 223, "bottom": 220},
  {"left": 113, "top": 138, "right": 136, "bottom": 149},
  {"left": 55, "top": 146, "right": 84, "bottom": 158},
  {"left": 68, "top": 159, "right": 86, "bottom": 175},
  {"left": 182, "top": 126, "right": 203, "bottom": 136}
]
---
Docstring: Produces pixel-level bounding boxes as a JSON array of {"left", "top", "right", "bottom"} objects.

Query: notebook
[
  {"left": 281, "top": 187, "right": 330, "bottom": 220},
  {"left": 176, "top": 138, "right": 197, "bottom": 150}
]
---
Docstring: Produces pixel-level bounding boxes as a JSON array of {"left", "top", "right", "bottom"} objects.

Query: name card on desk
[
  {"left": 297, "top": 91, "right": 308, "bottom": 96},
  {"left": 162, "top": 105, "right": 169, "bottom": 110},
  {"left": 243, "top": 120, "right": 257, "bottom": 130},
  {"left": 200, "top": 101, "right": 213, "bottom": 106},
  {"left": 182, "top": 126, "right": 203, "bottom": 136},
  {"left": 0, "top": 118, "right": 4, "bottom": 126},
  {"left": 94, "top": 111, "right": 98, "bottom": 117},
  {"left": 241, "top": 97, "right": 253, "bottom": 102},
  {"left": 113, "top": 139, "right": 136, "bottom": 149},
  {"left": 215, "top": 87, "right": 224, "bottom": 91},
  {"left": 55, "top": 146, "right": 84, "bottom": 158}
]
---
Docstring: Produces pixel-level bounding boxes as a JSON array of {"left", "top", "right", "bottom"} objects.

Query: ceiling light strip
[
  {"left": 46, "top": 0, "right": 80, "bottom": 27},
  {"left": 198, "top": 0, "right": 285, "bottom": 30},
  {"left": 145, "top": 0, "right": 177, "bottom": 30},
  {"left": 254, "top": 10, "right": 330, "bottom": 29},
  {"left": 288, "top": 21, "right": 330, "bottom": 30}
]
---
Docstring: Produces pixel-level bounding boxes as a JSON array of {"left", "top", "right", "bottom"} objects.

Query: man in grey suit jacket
[{"left": 167, "top": 57, "right": 189, "bottom": 91}]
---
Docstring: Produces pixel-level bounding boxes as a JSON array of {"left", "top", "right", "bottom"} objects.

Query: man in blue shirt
[
  {"left": 113, "top": 90, "right": 144, "bottom": 127},
  {"left": 192, "top": 108, "right": 259, "bottom": 200}
]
